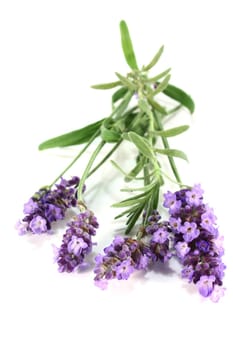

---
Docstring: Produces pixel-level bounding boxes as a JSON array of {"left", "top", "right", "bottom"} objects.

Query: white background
[{"left": 0, "top": 1, "right": 232, "bottom": 349}]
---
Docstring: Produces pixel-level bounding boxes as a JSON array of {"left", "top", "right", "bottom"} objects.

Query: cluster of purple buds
[
  {"left": 94, "top": 235, "right": 150, "bottom": 289},
  {"left": 145, "top": 210, "right": 172, "bottom": 263},
  {"left": 16, "top": 176, "right": 80, "bottom": 234},
  {"left": 54, "top": 210, "right": 99, "bottom": 272},
  {"left": 164, "top": 184, "right": 226, "bottom": 302},
  {"left": 94, "top": 211, "right": 172, "bottom": 289}
]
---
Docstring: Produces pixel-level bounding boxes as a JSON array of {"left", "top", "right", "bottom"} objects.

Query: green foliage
[
  {"left": 143, "top": 45, "right": 164, "bottom": 71},
  {"left": 91, "top": 81, "right": 121, "bottom": 89},
  {"left": 154, "top": 125, "right": 189, "bottom": 137},
  {"left": 163, "top": 84, "right": 195, "bottom": 114},
  {"left": 120, "top": 20, "right": 138, "bottom": 70},
  {"left": 38, "top": 119, "right": 103, "bottom": 150},
  {"left": 126, "top": 132, "right": 155, "bottom": 159},
  {"left": 155, "top": 148, "right": 188, "bottom": 161},
  {"left": 38, "top": 20, "right": 195, "bottom": 235},
  {"left": 112, "top": 87, "right": 128, "bottom": 103},
  {"left": 101, "top": 119, "right": 121, "bottom": 143}
]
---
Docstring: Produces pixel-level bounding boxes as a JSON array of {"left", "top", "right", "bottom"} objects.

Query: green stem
[
  {"left": 153, "top": 111, "right": 182, "bottom": 184},
  {"left": 143, "top": 161, "right": 150, "bottom": 186},
  {"left": 160, "top": 169, "right": 188, "bottom": 188},
  {"left": 87, "top": 141, "right": 122, "bottom": 178},
  {"left": 49, "top": 130, "right": 100, "bottom": 187},
  {"left": 78, "top": 141, "right": 105, "bottom": 202},
  {"left": 147, "top": 109, "right": 163, "bottom": 185}
]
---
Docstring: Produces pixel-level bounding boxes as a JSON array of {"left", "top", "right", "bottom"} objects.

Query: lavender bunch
[{"left": 17, "top": 20, "right": 225, "bottom": 301}]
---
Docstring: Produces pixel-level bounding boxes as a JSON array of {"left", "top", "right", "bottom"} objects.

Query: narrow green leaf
[
  {"left": 121, "top": 182, "right": 156, "bottom": 192},
  {"left": 112, "top": 187, "right": 152, "bottom": 208},
  {"left": 111, "top": 160, "right": 128, "bottom": 177},
  {"left": 112, "top": 197, "right": 144, "bottom": 208},
  {"left": 91, "top": 81, "right": 121, "bottom": 90},
  {"left": 163, "top": 84, "right": 195, "bottom": 114},
  {"left": 148, "top": 97, "right": 167, "bottom": 115},
  {"left": 112, "top": 90, "right": 134, "bottom": 119},
  {"left": 115, "top": 72, "right": 137, "bottom": 90},
  {"left": 114, "top": 204, "right": 140, "bottom": 219},
  {"left": 120, "top": 20, "right": 138, "bottom": 70},
  {"left": 112, "top": 86, "right": 128, "bottom": 103},
  {"left": 125, "top": 205, "right": 145, "bottom": 234},
  {"left": 143, "top": 45, "right": 164, "bottom": 71},
  {"left": 124, "top": 157, "right": 145, "bottom": 182},
  {"left": 155, "top": 148, "right": 188, "bottom": 161},
  {"left": 166, "top": 104, "right": 182, "bottom": 115},
  {"left": 38, "top": 119, "right": 104, "bottom": 150},
  {"left": 146, "top": 68, "right": 171, "bottom": 83},
  {"left": 154, "top": 125, "right": 189, "bottom": 137},
  {"left": 144, "top": 186, "right": 160, "bottom": 223},
  {"left": 152, "top": 74, "right": 171, "bottom": 96},
  {"left": 126, "top": 132, "right": 154, "bottom": 159}
]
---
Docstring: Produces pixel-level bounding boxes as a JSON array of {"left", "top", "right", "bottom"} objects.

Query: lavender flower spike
[
  {"left": 94, "top": 236, "right": 149, "bottom": 289},
  {"left": 94, "top": 210, "right": 172, "bottom": 289},
  {"left": 164, "top": 185, "right": 226, "bottom": 302},
  {"left": 16, "top": 176, "right": 80, "bottom": 234},
  {"left": 55, "top": 210, "right": 99, "bottom": 273}
]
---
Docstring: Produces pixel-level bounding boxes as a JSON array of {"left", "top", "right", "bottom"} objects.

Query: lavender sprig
[
  {"left": 16, "top": 176, "right": 80, "bottom": 234},
  {"left": 54, "top": 210, "right": 99, "bottom": 272},
  {"left": 164, "top": 185, "right": 226, "bottom": 302},
  {"left": 94, "top": 211, "right": 172, "bottom": 289},
  {"left": 94, "top": 236, "right": 148, "bottom": 289}
]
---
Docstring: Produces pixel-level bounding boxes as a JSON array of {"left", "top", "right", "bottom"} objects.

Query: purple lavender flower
[
  {"left": 29, "top": 215, "right": 47, "bottom": 234},
  {"left": 201, "top": 209, "right": 217, "bottom": 232},
  {"left": 181, "top": 265, "right": 194, "bottom": 282},
  {"left": 175, "top": 241, "right": 190, "bottom": 259},
  {"left": 17, "top": 176, "right": 80, "bottom": 234},
  {"left": 67, "top": 236, "right": 88, "bottom": 255},
  {"left": 94, "top": 236, "right": 149, "bottom": 289},
  {"left": 163, "top": 191, "right": 181, "bottom": 214},
  {"left": 180, "top": 222, "right": 200, "bottom": 242},
  {"left": 164, "top": 185, "right": 226, "bottom": 302},
  {"left": 152, "top": 228, "right": 169, "bottom": 244},
  {"left": 196, "top": 239, "right": 210, "bottom": 253},
  {"left": 23, "top": 198, "right": 39, "bottom": 214},
  {"left": 115, "top": 259, "right": 135, "bottom": 280},
  {"left": 55, "top": 210, "right": 99, "bottom": 272},
  {"left": 185, "top": 184, "right": 203, "bottom": 206},
  {"left": 169, "top": 217, "right": 182, "bottom": 232},
  {"left": 94, "top": 211, "right": 173, "bottom": 289},
  {"left": 213, "top": 236, "right": 224, "bottom": 256},
  {"left": 197, "top": 275, "right": 215, "bottom": 297},
  {"left": 45, "top": 204, "right": 64, "bottom": 222},
  {"left": 145, "top": 212, "right": 172, "bottom": 263}
]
